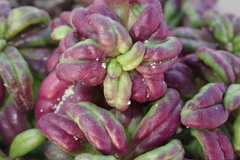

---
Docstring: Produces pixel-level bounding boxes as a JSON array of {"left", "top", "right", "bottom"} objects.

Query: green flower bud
[
  {"left": 133, "top": 139, "right": 184, "bottom": 160},
  {"left": 117, "top": 41, "right": 145, "bottom": 71},
  {"left": 224, "top": 84, "right": 240, "bottom": 112},
  {"left": 9, "top": 129, "right": 46, "bottom": 159},
  {"left": 51, "top": 25, "right": 72, "bottom": 41}
]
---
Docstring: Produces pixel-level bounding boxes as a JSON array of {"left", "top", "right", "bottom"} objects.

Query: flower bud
[
  {"left": 37, "top": 113, "right": 85, "bottom": 154},
  {"left": 0, "top": 46, "right": 34, "bottom": 112},
  {"left": 125, "top": 89, "right": 182, "bottom": 159},
  {"left": 104, "top": 68, "right": 132, "bottom": 111},
  {"left": 66, "top": 102, "right": 127, "bottom": 155},
  {"left": 181, "top": 83, "right": 229, "bottom": 129},
  {"left": 51, "top": 25, "right": 72, "bottom": 41},
  {"left": 9, "top": 129, "right": 46, "bottom": 159},
  {"left": 191, "top": 129, "right": 234, "bottom": 160}
]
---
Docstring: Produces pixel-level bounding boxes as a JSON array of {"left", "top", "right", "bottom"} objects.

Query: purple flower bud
[
  {"left": 129, "top": 0, "right": 163, "bottom": 41},
  {"left": 143, "top": 37, "right": 182, "bottom": 62},
  {"left": 37, "top": 113, "right": 85, "bottom": 154},
  {"left": 66, "top": 102, "right": 127, "bottom": 155},
  {"left": 88, "top": 13, "right": 132, "bottom": 57},
  {"left": 191, "top": 129, "right": 234, "bottom": 160},
  {"left": 0, "top": 103, "right": 28, "bottom": 145},
  {"left": 136, "top": 56, "right": 178, "bottom": 76},
  {"left": 181, "top": 83, "right": 229, "bottom": 129},
  {"left": 70, "top": 4, "right": 119, "bottom": 40},
  {"left": 0, "top": 47, "right": 34, "bottom": 112},
  {"left": 125, "top": 89, "right": 182, "bottom": 159},
  {"left": 56, "top": 39, "right": 107, "bottom": 84},
  {"left": 130, "top": 71, "right": 167, "bottom": 102}
]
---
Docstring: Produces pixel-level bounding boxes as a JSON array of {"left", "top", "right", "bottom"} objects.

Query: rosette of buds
[
  {"left": 0, "top": 0, "right": 54, "bottom": 112},
  {"left": 48, "top": 0, "right": 182, "bottom": 111}
]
